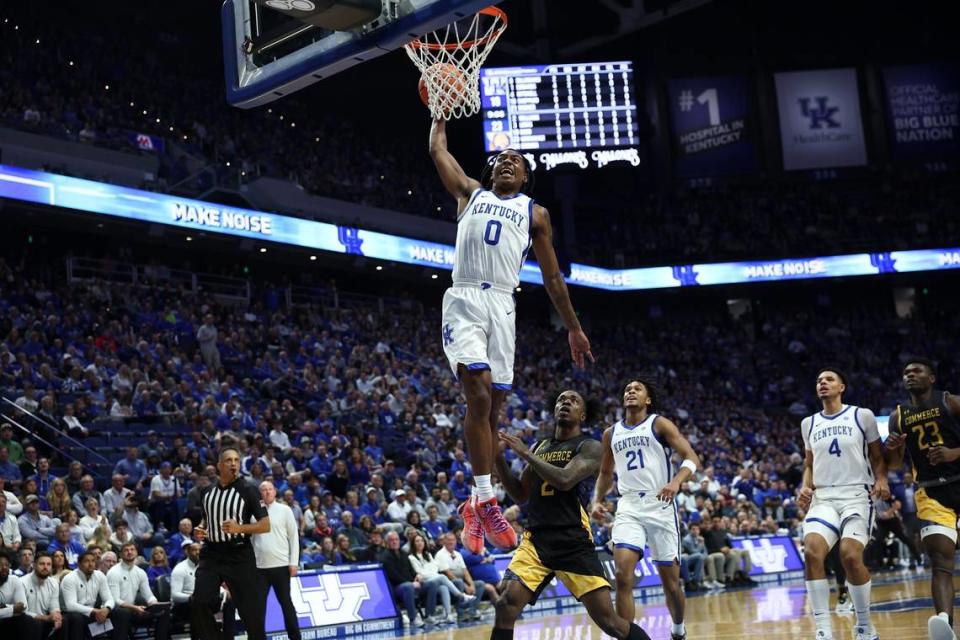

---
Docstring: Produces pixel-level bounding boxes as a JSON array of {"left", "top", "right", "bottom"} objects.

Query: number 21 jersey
[
  {"left": 611, "top": 414, "right": 671, "bottom": 495},
  {"left": 453, "top": 189, "right": 533, "bottom": 292},
  {"left": 802, "top": 405, "right": 880, "bottom": 488}
]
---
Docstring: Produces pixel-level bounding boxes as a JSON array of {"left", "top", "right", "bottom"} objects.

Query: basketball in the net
[{"left": 418, "top": 63, "right": 467, "bottom": 109}]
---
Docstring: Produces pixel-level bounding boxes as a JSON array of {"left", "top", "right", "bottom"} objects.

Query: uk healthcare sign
[
  {"left": 774, "top": 68, "right": 868, "bottom": 170},
  {"left": 666, "top": 75, "right": 758, "bottom": 177},
  {"left": 883, "top": 63, "right": 960, "bottom": 165}
]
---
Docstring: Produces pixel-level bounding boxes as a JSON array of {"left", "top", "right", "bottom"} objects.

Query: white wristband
[{"left": 680, "top": 459, "right": 697, "bottom": 474}]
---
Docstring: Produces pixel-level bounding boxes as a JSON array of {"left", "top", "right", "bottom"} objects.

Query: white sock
[
  {"left": 806, "top": 579, "right": 832, "bottom": 636},
  {"left": 671, "top": 622, "right": 685, "bottom": 636},
  {"left": 475, "top": 474, "right": 494, "bottom": 501},
  {"left": 848, "top": 580, "right": 872, "bottom": 628}
]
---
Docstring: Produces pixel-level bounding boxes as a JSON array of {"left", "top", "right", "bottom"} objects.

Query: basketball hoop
[{"left": 404, "top": 6, "right": 507, "bottom": 120}]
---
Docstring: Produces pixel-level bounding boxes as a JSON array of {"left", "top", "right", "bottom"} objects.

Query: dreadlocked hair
[{"left": 479, "top": 150, "right": 536, "bottom": 195}]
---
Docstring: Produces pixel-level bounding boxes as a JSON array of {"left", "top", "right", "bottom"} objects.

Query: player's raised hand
[
  {"left": 498, "top": 431, "right": 530, "bottom": 459},
  {"left": 871, "top": 476, "right": 891, "bottom": 500},
  {"left": 796, "top": 486, "right": 813, "bottom": 510},
  {"left": 568, "top": 329, "right": 595, "bottom": 369},
  {"left": 194, "top": 525, "right": 206, "bottom": 542}
]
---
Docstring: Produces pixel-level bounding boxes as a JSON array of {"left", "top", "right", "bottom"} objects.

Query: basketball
[{"left": 418, "top": 62, "right": 467, "bottom": 110}]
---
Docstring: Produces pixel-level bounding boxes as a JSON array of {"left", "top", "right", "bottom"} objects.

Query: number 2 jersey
[
  {"left": 897, "top": 390, "right": 960, "bottom": 488},
  {"left": 452, "top": 188, "right": 533, "bottom": 292},
  {"left": 801, "top": 405, "right": 880, "bottom": 488}
]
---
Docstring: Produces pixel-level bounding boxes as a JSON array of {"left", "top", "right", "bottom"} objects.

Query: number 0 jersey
[
  {"left": 801, "top": 405, "right": 880, "bottom": 488},
  {"left": 452, "top": 188, "right": 533, "bottom": 292},
  {"left": 897, "top": 390, "right": 960, "bottom": 488},
  {"left": 610, "top": 414, "right": 672, "bottom": 495}
]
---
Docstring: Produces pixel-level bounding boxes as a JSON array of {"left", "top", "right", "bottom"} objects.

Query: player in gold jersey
[
  {"left": 886, "top": 357, "right": 960, "bottom": 640},
  {"left": 490, "top": 390, "right": 651, "bottom": 640}
]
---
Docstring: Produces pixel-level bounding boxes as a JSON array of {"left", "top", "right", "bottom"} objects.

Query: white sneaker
[
  {"left": 401, "top": 611, "right": 410, "bottom": 626},
  {"left": 815, "top": 630, "right": 833, "bottom": 640},
  {"left": 711, "top": 580, "right": 727, "bottom": 590},
  {"left": 426, "top": 614, "right": 443, "bottom": 625},
  {"left": 461, "top": 593, "right": 478, "bottom": 605},
  {"left": 446, "top": 612, "right": 459, "bottom": 625},
  {"left": 835, "top": 594, "right": 854, "bottom": 614},
  {"left": 413, "top": 614, "right": 425, "bottom": 628},
  {"left": 929, "top": 613, "right": 957, "bottom": 640},
  {"left": 855, "top": 625, "right": 879, "bottom": 640}
]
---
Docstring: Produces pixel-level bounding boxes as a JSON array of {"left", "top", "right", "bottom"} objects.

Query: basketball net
[{"left": 404, "top": 6, "right": 507, "bottom": 120}]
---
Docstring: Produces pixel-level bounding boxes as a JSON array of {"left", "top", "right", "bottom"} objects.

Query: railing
[
  {"left": 67, "top": 257, "right": 250, "bottom": 303},
  {"left": 285, "top": 285, "right": 423, "bottom": 315}
]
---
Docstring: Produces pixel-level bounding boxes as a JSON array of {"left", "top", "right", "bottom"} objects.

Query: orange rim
[{"left": 408, "top": 6, "right": 508, "bottom": 51}]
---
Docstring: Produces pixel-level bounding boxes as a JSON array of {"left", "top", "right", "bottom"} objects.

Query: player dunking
[
  {"left": 590, "top": 378, "right": 699, "bottom": 640},
  {"left": 430, "top": 118, "right": 594, "bottom": 552},
  {"left": 797, "top": 368, "right": 888, "bottom": 640},
  {"left": 492, "top": 390, "right": 651, "bottom": 640},
  {"left": 885, "top": 358, "right": 960, "bottom": 640}
]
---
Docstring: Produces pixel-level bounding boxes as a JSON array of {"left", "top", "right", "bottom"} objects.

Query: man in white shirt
[
  {"left": 148, "top": 462, "right": 181, "bottom": 533},
  {"left": 0, "top": 477, "right": 23, "bottom": 515},
  {"left": 23, "top": 552, "right": 63, "bottom": 639},
  {"left": 0, "top": 494, "right": 21, "bottom": 553},
  {"left": 386, "top": 490, "right": 412, "bottom": 523},
  {"left": 101, "top": 475, "right": 132, "bottom": 521},
  {"left": 171, "top": 542, "right": 235, "bottom": 640},
  {"left": 61, "top": 551, "right": 114, "bottom": 640},
  {"left": 0, "top": 553, "right": 29, "bottom": 633},
  {"left": 434, "top": 532, "right": 485, "bottom": 621},
  {"left": 253, "top": 481, "right": 301, "bottom": 640},
  {"left": 107, "top": 542, "right": 170, "bottom": 640},
  {"left": 268, "top": 426, "right": 292, "bottom": 455}
]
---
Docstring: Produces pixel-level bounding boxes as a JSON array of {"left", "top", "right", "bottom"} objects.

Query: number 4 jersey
[
  {"left": 897, "top": 390, "right": 960, "bottom": 488},
  {"left": 802, "top": 405, "right": 880, "bottom": 488}
]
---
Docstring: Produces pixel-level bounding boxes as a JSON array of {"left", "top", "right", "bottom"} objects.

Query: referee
[
  {"left": 192, "top": 447, "right": 270, "bottom": 640},
  {"left": 253, "top": 480, "right": 301, "bottom": 640}
]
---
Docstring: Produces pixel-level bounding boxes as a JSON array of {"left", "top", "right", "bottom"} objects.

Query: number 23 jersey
[
  {"left": 897, "top": 390, "right": 960, "bottom": 486},
  {"left": 802, "top": 405, "right": 880, "bottom": 488}
]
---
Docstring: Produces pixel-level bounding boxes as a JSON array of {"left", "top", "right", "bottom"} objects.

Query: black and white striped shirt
[{"left": 200, "top": 478, "right": 267, "bottom": 547}]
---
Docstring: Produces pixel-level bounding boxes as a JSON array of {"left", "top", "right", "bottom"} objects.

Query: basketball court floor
[{"left": 395, "top": 570, "right": 945, "bottom": 640}]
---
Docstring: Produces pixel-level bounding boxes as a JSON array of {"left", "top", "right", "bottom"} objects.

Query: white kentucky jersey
[
  {"left": 801, "top": 404, "right": 881, "bottom": 488},
  {"left": 452, "top": 188, "right": 534, "bottom": 292},
  {"left": 611, "top": 414, "right": 672, "bottom": 495}
]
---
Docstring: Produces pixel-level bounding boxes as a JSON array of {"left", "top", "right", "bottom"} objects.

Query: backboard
[{"left": 222, "top": 0, "right": 500, "bottom": 109}]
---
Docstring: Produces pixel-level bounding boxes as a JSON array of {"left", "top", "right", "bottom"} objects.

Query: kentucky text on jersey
[
  {"left": 469, "top": 201, "right": 526, "bottom": 227},
  {"left": 903, "top": 407, "right": 942, "bottom": 426},
  {"left": 810, "top": 424, "right": 855, "bottom": 443},
  {"left": 613, "top": 434, "right": 651, "bottom": 453}
]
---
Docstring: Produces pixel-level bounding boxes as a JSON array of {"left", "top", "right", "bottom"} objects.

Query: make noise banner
[
  {"left": 666, "top": 75, "right": 758, "bottom": 177},
  {"left": 883, "top": 63, "right": 960, "bottom": 166},
  {"left": 774, "top": 68, "right": 867, "bottom": 171}
]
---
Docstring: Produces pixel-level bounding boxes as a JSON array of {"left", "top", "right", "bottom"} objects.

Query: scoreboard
[{"left": 479, "top": 61, "right": 642, "bottom": 171}]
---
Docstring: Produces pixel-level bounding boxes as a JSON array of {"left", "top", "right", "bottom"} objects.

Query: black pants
[
  {"left": 261, "top": 566, "right": 301, "bottom": 640},
  {"left": 175, "top": 598, "right": 236, "bottom": 639},
  {"left": 0, "top": 616, "right": 56, "bottom": 640},
  {"left": 112, "top": 607, "right": 170, "bottom": 640},
  {"left": 876, "top": 516, "right": 923, "bottom": 563},
  {"left": 64, "top": 611, "right": 112, "bottom": 640},
  {"left": 192, "top": 544, "right": 265, "bottom": 640}
]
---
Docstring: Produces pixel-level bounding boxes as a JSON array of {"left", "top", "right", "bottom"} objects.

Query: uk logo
[
  {"left": 289, "top": 573, "right": 369, "bottom": 626},
  {"left": 738, "top": 538, "right": 789, "bottom": 573},
  {"left": 442, "top": 323, "right": 454, "bottom": 346},
  {"left": 337, "top": 226, "right": 364, "bottom": 255},
  {"left": 798, "top": 97, "right": 841, "bottom": 129}
]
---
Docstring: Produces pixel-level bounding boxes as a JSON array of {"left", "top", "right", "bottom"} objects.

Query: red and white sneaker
[
  {"left": 458, "top": 495, "right": 485, "bottom": 554},
  {"left": 476, "top": 497, "right": 517, "bottom": 550}
]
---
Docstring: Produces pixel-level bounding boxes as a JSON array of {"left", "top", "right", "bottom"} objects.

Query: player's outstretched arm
[
  {"left": 530, "top": 205, "right": 594, "bottom": 369},
  {"left": 656, "top": 417, "right": 700, "bottom": 501},
  {"left": 500, "top": 432, "right": 601, "bottom": 492},
  {"left": 590, "top": 427, "right": 616, "bottom": 518},
  {"left": 494, "top": 448, "right": 533, "bottom": 504},
  {"left": 429, "top": 119, "right": 481, "bottom": 211}
]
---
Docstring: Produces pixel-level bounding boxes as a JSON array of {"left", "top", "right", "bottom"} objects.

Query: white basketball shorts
[
  {"left": 803, "top": 485, "right": 874, "bottom": 548},
  {"left": 441, "top": 285, "right": 516, "bottom": 389},
  {"left": 612, "top": 494, "right": 682, "bottom": 564}
]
